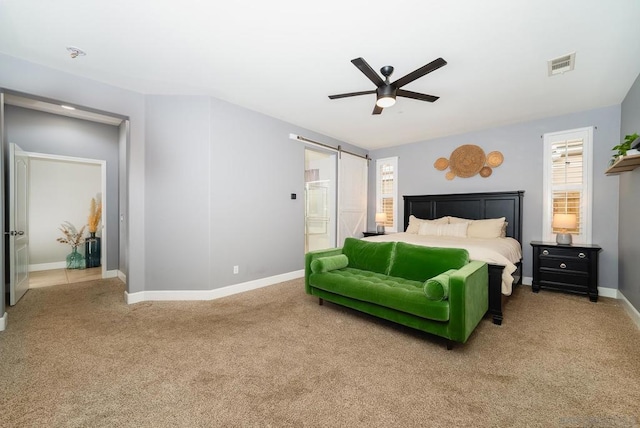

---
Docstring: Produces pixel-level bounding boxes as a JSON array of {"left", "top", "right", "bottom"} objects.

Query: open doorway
[
  {"left": 304, "top": 149, "right": 336, "bottom": 253},
  {"left": 26, "top": 152, "right": 106, "bottom": 290},
  {"left": 2, "top": 91, "right": 125, "bottom": 306}
]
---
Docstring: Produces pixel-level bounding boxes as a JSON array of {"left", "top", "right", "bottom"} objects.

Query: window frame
[
  {"left": 542, "top": 127, "right": 593, "bottom": 244},
  {"left": 375, "top": 156, "right": 399, "bottom": 233}
]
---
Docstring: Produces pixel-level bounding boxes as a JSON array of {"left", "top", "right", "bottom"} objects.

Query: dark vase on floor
[{"left": 85, "top": 232, "right": 101, "bottom": 268}]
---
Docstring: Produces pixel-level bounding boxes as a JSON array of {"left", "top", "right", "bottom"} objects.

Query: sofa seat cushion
[{"left": 309, "top": 268, "right": 449, "bottom": 322}]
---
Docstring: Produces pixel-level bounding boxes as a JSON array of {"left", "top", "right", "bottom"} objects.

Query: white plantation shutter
[
  {"left": 543, "top": 128, "right": 593, "bottom": 243},
  {"left": 551, "top": 139, "right": 583, "bottom": 234},
  {"left": 376, "top": 157, "right": 398, "bottom": 232}
]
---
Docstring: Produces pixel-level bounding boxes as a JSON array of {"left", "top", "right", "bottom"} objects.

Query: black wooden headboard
[{"left": 403, "top": 191, "right": 524, "bottom": 244}]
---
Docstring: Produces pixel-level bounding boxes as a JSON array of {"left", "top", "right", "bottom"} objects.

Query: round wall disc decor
[
  {"left": 449, "top": 144, "right": 486, "bottom": 178},
  {"left": 486, "top": 151, "right": 504, "bottom": 168},
  {"left": 434, "top": 145, "right": 504, "bottom": 179},
  {"left": 434, "top": 157, "right": 449, "bottom": 171},
  {"left": 479, "top": 166, "right": 493, "bottom": 177}
]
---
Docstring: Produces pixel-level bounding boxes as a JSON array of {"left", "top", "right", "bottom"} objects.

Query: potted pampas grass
[
  {"left": 86, "top": 197, "right": 102, "bottom": 268},
  {"left": 88, "top": 197, "right": 102, "bottom": 236},
  {"left": 57, "top": 221, "right": 86, "bottom": 269}
]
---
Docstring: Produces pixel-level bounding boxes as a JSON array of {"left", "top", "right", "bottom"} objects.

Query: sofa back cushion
[
  {"left": 388, "top": 242, "right": 469, "bottom": 282},
  {"left": 341, "top": 237, "right": 395, "bottom": 275}
]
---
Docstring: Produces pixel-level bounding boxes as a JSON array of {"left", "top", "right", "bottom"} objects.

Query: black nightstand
[
  {"left": 363, "top": 231, "right": 385, "bottom": 237},
  {"left": 530, "top": 241, "right": 602, "bottom": 302}
]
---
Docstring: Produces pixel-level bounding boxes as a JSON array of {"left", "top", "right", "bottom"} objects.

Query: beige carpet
[{"left": 0, "top": 278, "right": 639, "bottom": 427}]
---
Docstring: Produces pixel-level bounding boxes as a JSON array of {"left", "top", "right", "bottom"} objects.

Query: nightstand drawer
[
  {"left": 539, "top": 269, "right": 589, "bottom": 287},
  {"left": 539, "top": 247, "right": 590, "bottom": 260},
  {"left": 539, "top": 258, "right": 589, "bottom": 273}
]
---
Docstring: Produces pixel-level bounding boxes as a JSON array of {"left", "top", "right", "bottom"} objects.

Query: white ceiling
[{"left": 1, "top": 0, "right": 639, "bottom": 150}]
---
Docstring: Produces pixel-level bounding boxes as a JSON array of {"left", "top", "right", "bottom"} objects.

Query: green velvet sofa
[{"left": 304, "top": 237, "right": 488, "bottom": 348}]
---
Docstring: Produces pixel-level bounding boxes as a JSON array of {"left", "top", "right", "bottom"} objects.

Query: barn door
[{"left": 337, "top": 152, "right": 367, "bottom": 246}]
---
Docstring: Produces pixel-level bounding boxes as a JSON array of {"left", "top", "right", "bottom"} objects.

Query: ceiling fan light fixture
[
  {"left": 376, "top": 84, "right": 397, "bottom": 108},
  {"left": 376, "top": 96, "right": 396, "bottom": 108}
]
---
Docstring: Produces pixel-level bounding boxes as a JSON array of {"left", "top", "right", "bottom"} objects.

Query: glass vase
[{"left": 66, "top": 247, "right": 86, "bottom": 270}]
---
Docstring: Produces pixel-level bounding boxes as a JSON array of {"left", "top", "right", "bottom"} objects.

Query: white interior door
[
  {"left": 337, "top": 152, "right": 368, "bottom": 246},
  {"left": 9, "top": 143, "right": 29, "bottom": 305}
]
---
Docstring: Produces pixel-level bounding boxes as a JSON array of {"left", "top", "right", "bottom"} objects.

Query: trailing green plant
[{"left": 611, "top": 132, "right": 639, "bottom": 163}]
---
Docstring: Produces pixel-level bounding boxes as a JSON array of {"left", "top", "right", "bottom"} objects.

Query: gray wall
[
  {"left": 368, "top": 106, "right": 621, "bottom": 289},
  {"left": 619, "top": 72, "right": 640, "bottom": 312},
  {"left": 144, "top": 95, "right": 365, "bottom": 290},
  {"left": 5, "top": 106, "right": 120, "bottom": 270},
  {"left": 145, "top": 96, "right": 212, "bottom": 290}
]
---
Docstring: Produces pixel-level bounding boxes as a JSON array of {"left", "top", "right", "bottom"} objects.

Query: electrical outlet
[{"left": 233, "top": 265, "right": 239, "bottom": 274}]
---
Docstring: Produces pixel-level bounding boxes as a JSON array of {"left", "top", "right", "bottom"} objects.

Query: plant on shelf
[
  {"left": 87, "top": 197, "right": 102, "bottom": 237},
  {"left": 57, "top": 221, "right": 86, "bottom": 269},
  {"left": 610, "top": 132, "right": 639, "bottom": 165}
]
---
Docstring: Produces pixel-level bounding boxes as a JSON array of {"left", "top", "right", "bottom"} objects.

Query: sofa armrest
[
  {"left": 304, "top": 248, "right": 344, "bottom": 294},
  {"left": 447, "top": 261, "right": 489, "bottom": 343}
]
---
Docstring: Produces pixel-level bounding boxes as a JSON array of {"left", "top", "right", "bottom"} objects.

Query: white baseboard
[
  {"left": 598, "top": 286, "right": 619, "bottom": 299},
  {"left": 103, "top": 270, "right": 118, "bottom": 279},
  {"left": 619, "top": 291, "right": 640, "bottom": 330},
  {"left": 522, "top": 276, "right": 532, "bottom": 286},
  {"left": 117, "top": 270, "right": 127, "bottom": 284},
  {"left": 29, "top": 262, "right": 66, "bottom": 272},
  {"left": 124, "top": 269, "right": 305, "bottom": 304},
  {"left": 0, "top": 312, "right": 7, "bottom": 332}
]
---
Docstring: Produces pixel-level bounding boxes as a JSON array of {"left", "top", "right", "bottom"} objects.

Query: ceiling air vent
[{"left": 548, "top": 52, "right": 576, "bottom": 76}]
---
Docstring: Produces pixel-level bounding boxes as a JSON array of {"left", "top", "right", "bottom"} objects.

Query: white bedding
[{"left": 362, "top": 232, "right": 522, "bottom": 295}]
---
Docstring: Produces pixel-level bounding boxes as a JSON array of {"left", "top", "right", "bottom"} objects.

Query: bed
[{"left": 365, "top": 191, "right": 524, "bottom": 325}]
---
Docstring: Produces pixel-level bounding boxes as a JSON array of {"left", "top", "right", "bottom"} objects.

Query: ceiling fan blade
[
  {"left": 328, "top": 90, "right": 376, "bottom": 100},
  {"left": 392, "top": 57, "right": 447, "bottom": 89},
  {"left": 397, "top": 89, "right": 439, "bottom": 103},
  {"left": 351, "top": 57, "right": 385, "bottom": 87},
  {"left": 372, "top": 105, "right": 383, "bottom": 115}
]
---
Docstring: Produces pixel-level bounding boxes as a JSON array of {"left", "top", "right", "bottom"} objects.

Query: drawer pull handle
[
  {"left": 542, "top": 250, "right": 549, "bottom": 255},
  {"left": 578, "top": 252, "right": 586, "bottom": 259},
  {"left": 560, "top": 263, "right": 567, "bottom": 269}
]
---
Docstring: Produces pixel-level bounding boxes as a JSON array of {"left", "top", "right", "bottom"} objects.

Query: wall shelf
[{"left": 605, "top": 153, "right": 640, "bottom": 175}]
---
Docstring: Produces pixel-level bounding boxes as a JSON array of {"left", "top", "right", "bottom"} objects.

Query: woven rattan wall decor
[{"left": 434, "top": 145, "right": 503, "bottom": 180}]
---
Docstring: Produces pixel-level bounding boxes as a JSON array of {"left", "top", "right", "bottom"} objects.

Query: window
[
  {"left": 376, "top": 157, "right": 398, "bottom": 232},
  {"left": 542, "top": 127, "right": 593, "bottom": 244}
]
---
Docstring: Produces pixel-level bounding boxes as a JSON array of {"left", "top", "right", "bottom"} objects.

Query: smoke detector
[
  {"left": 548, "top": 52, "right": 575, "bottom": 76},
  {"left": 66, "top": 46, "right": 86, "bottom": 59}
]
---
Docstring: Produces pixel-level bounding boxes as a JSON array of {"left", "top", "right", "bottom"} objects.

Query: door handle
[
  {"left": 17, "top": 231, "right": 25, "bottom": 236},
  {"left": 8, "top": 231, "right": 24, "bottom": 236}
]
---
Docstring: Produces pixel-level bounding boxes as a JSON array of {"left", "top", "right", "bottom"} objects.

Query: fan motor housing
[{"left": 377, "top": 84, "right": 396, "bottom": 99}]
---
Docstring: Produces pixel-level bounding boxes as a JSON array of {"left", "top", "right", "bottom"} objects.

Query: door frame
[{"left": 24, "top": 151, "right": 108, "bottom": 278}]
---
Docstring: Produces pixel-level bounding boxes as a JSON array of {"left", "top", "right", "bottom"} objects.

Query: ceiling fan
[{"left": 328, "top": 57, "right": 447, "bottom": 115}]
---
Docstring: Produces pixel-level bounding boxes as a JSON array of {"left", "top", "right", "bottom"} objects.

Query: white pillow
[
  {"left": 418, "top": 222, "right": 469, "bottom": 238},
  {"left": 467, "top": 217, "right": 506, "bottom": 239},
  {"left": 405, "top": 215, "right": 448, "bottom": 234},
  {"left": 448, "top": 216, "right": 472, "bottom": 224}
]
